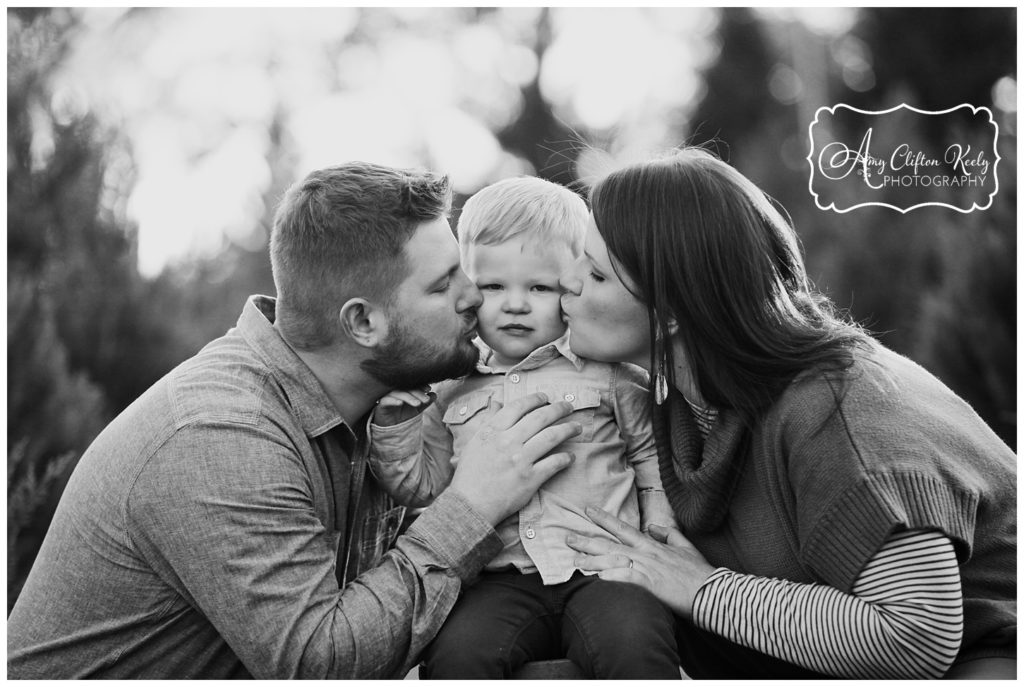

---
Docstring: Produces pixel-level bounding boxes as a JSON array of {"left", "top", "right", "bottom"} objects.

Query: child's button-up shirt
[{"left": 369, "top": 333, "right": 676, "bottom": 585}]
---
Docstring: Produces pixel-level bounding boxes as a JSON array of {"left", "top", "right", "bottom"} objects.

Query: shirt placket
[
  {"left": 316, "top": 426, "right": 360, "bottom": 588},
  {"left": 504, "top": 368, "right": 545, "bottom": 569}
]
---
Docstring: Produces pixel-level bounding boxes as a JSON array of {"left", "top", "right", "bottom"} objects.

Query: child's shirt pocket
[
  {"left": 442, "top": 390, "right": 495, "bottom": 459},
  {"left": 535, "top": 384, "right": 603, "bottom": 442}
]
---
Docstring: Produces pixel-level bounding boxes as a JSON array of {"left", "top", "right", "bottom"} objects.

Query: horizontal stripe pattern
[{"left": 692, "top": 529, "right": 963, "bottom": 678}]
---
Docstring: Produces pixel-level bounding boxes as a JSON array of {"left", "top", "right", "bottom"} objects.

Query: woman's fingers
[
  {"left": 571, "top": 550, "right": 633, "bottom": 572},
  {"left": 584, "top": 506, "right": 649, "bottom": 548},
  {"left": 565, "top": 533, "right": 616, "bottom": 556},
  {"left": 593, "top": 567, "right": 647, "bottom": 585},
  {"left": 648, "top": 523, "right": 691, "bottom": 548}
]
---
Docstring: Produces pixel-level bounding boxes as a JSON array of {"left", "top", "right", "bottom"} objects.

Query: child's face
[{"left": 465, "top": 238, "right": 573, "bottom": 367}]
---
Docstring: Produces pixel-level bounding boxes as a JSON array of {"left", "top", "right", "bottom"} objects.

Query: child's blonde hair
[{"left": 457, "top": 176, "right": 589, "bottom": 261}]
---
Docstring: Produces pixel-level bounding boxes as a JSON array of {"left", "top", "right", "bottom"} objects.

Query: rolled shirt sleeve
[
  {"left": 368, "top": 402, "right": 456, "bottom": 508},
  {"left": 611, "top": 363, "right": 677, "bottom": 531}
]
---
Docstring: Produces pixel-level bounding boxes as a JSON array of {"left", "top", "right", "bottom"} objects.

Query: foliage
[
  {"left": 7, "top": 8, "right": 191, "bottom": 606},
  {"left": 689, "top": 7, "right": 1016, "bottom": 448}
]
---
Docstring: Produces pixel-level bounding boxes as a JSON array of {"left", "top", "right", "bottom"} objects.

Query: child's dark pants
[{"left": 420, "top": 569, "right": 681, "bottom": 679}]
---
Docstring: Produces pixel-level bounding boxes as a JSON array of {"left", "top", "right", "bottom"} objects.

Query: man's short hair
[
  {"left": 270, "top": 161, "right": 451, "bottom": 350},
  {"left": 457, "top": 176, "right": 589, "bottom": 262}
]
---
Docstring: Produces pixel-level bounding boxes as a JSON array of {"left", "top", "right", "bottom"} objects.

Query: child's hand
[{"left": 373, "top": 388, "right": 435, "bottom": 427}]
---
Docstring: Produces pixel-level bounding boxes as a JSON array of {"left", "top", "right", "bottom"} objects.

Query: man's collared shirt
[
  {"left": 7, "top": 296, "right": 501, "bottom": 679},
  {"left": 370, "top": 332, "right": 676, "bottom": 585}
]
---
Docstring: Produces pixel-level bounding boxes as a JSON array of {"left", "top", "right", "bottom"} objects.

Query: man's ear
[{"left": 339, "top": 298, "right": 388, "bottom": 348}]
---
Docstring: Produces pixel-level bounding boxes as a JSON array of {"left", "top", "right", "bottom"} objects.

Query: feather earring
[{"left": 654, "top": 324, "right": 668, "bottom": 405}]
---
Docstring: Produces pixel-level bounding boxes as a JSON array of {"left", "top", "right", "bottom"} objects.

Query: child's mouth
[{"left": 499, "top": 324, "right": 533, "bottom": 336}]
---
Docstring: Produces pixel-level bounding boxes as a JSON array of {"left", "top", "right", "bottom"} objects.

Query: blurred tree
[
  {"left": 850, "top": 8, "right": 1016, "bottom": 114},
  {"left": 685, "top": 7, "right": 1015, "bottom": 448},
  {"left": 836, "top": 7, "right": 1016, "bottom": 447},
  {"left": 494, "top": 8, "right": 581, "bottom": 189},
  {"left": 7, "top": 8, "right": 195, "bottom": 606},
  {"left": 8, "top": 8, "right": 110, "bottom": 606},
  {"left": 688, "top": 8, "right": 785, "bottom": 163}
]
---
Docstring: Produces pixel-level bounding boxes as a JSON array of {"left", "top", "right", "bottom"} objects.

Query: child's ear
[{"left": 339, "top": 298, "right": 388, "bottom": 348}]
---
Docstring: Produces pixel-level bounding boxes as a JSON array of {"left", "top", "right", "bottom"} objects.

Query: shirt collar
[
  {"left": 474, "top": 330, "right": 584, "bottom": 374},
  {"left": 237, "top": 295, "right": 348, "bottom": 438}
]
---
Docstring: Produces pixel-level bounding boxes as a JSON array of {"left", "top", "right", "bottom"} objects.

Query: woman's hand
[{"left": 567, "top": 506, "right": 717, "bottom": 619}]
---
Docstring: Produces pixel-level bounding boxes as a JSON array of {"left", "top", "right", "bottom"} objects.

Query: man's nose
[{"left": 457, "top": 274, "right": 483, "bottom": 312}]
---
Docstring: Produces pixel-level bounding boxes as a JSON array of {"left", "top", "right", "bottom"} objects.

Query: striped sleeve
[{"left": 691, "top": 529, "right": 964, "bottom": 679}]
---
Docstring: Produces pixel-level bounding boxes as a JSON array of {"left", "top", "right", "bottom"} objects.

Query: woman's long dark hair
[{"left": 590, "top": 148, "right": 870, "bottom": 421}]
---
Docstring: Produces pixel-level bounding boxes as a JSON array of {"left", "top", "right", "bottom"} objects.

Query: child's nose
[{"left": 502, "top": 290, "right": 530, "bottom": 312}]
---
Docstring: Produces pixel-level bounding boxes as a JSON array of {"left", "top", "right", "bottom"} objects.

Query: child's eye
[
  {"left": 479, "top": 283, "right": 502, "bottom": 291},
  {"left": 531, "top": 284, "right": 555, "bottom": 293}
]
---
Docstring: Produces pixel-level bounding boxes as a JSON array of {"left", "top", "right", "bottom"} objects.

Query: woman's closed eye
[{"left": 588, "top": 271, "right": 606, "bottom": 283}]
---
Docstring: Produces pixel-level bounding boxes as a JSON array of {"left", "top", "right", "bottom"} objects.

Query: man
[{"left": 7, "top": 162, "right": 579, "bottom": 678}]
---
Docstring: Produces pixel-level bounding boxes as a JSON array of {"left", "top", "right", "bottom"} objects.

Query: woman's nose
[{"left": 559, "top": 273, "right": 582, "bottom": 295}]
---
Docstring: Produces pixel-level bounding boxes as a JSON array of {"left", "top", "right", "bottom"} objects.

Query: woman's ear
[
  {"left": 666, "top": 316, "right": 680, "bottom": 337},
  {"left": 339, "top": 298, "right": 387, "bottom": 348}
]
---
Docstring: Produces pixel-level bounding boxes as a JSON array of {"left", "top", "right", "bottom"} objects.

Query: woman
[{"left": 560, "top": 148, "right": 1016, "bottom": 679}]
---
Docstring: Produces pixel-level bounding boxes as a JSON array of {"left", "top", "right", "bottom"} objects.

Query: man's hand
[
  {"left": 447, "top": 392, "right": 579, "bottom": 525},
  {"left": 373, "top": 388, "right": 434, "bottom": 427}
]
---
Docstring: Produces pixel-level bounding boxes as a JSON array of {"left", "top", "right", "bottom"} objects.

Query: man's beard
[{"left": 361, "top": 316, "right": 479, "bottom": 390}]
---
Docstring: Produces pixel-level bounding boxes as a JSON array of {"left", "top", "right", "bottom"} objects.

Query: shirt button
[
  {"left": 509, "top": 373, "right": 521, "bottom": 383},
  {"left": 564, "top": 393, "right": 576, "bottom": 403},
  {"left": 525, "top": 527, "right": 536, "bottom": 539},
  {"left": 459, "top": 406, "right": 468, "bottom": 415}
]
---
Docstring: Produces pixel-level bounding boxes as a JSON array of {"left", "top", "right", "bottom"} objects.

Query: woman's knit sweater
[{"left": 655, "top": 340, "right": 1016, "bottom": 662}]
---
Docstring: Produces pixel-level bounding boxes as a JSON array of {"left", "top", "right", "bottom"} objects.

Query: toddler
[{"left": 369, "top": 176, "right": 679, "bottom": 678}]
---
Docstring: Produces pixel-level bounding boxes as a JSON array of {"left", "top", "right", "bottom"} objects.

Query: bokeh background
[{"left": 7, "top": 7, "right": 1017, "bottom": 608}]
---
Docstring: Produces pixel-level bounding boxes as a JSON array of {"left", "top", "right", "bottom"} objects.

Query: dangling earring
[{"left": 654, "top": 324, "right": 668, "bottom": 406}]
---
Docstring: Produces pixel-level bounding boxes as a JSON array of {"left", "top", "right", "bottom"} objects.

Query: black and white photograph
[{"left": 6, "top": 5, "right": 1017, "bottom": 679}]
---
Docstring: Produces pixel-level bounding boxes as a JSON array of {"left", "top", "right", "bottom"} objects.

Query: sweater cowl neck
[{"left": 654, "top": 386, "right": 749, "bottom": 534}]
